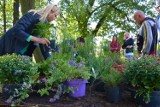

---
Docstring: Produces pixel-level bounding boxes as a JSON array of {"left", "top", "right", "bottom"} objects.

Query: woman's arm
[{"left": 14, "top": 12, "right": 50, "bottom": 46}]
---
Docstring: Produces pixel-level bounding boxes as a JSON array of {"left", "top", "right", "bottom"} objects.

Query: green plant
[
  {"left": 32, "top": 22, "right": 56, "bottom": 39},
  {"left": 0, "top": 54, "right": 39, "bottom": 84},
  {"left": 0, "top": 54, "right": 39, "bottom": 105},
  {"left": 37, "top": 52, "right": 91, "bottom": 102},
  {"left": 124, "top": 56, "right": 160, "bottom": 103},
  {"left": 41, "top": 53, "right": 90, "bottom": 82},
  {"left": 101, "top": 68, "right": 123, "bottom": 87}
]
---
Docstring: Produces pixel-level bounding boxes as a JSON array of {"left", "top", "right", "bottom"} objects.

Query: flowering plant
[
  {"left": 0, "top": 54, "right": 39, "bottom": 84},
  {"left": 124, "top": 56, "right": 160, "bottom": 103},
  {"left": 37, "top": 53, "right": 91, "bottom": 102},
  {"left": 0, "top": 54, "right": 39, "bottom": 105}
]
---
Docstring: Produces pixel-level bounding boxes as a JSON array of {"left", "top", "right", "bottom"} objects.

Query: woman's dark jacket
[
  {"left": 0, "top": 11, "right": 50, "bottom": 59},
  {"left": 122, "top": 38, "right": 134, "bottom": 53}
]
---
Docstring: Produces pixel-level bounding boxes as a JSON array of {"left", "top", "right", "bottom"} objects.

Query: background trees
[
  {"left": 0, "top": 0, "right": 157, "bottom": 40},
  {"left": 58, "top": 0, "right": 156, "bottom": 38}
]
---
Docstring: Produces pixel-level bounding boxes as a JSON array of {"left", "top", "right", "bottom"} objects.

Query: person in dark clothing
[
  {"left": 0, "top": 4, "right": 59, "bottom": 59},
  {"left": 73, "top": 37, "right": 85, "bottom": 58},
  {"left": 122, "top": 32, "right": 134, "bottom": 59}
]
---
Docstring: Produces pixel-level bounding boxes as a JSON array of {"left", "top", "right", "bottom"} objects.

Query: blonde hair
[
  {"left": 124, "top": 32, "right": 130, "bottom": 38},
  {"left": 30, "top": 4, "right": 59, "bottom": 22}
]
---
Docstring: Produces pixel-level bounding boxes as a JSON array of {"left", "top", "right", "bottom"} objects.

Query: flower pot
[
  {"left": 67, "top": 79, "right": 87, "bottom": 98},
  {"left": 94, "top": 79, "right": 105, "bottom": 92},
  {"left": 2, "top": 84, "right": 22, "bottom": 99},
  {"left": 129, "top": 88, "right": 160, "bottom": 106},
  {"left": 105, "top": 86, "right": 122, "bottom": 103}
]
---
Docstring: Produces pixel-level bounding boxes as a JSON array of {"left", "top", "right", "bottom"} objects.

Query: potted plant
[
  {"left": 66, "top": 55, "right": 91, "bottom": 98},
  {"left": 124, "top": 56, "right": 160, "bottom": 106},
  {"left": 0, "top": 54, "right": 39, "bottom": 106},
  {"left": 101, "top": 67, "right": 124, "bottom": 103},
  {"left": 37, "top": 52, "right": 91, "bottom": 102},
  {"left": 92, "top": 52, "right": 124, "bottom": 92}
]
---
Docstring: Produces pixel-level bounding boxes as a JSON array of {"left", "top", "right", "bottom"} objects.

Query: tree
[
  {"left": 13, "top": 0, "right": 19, "bottom": 25},
  {"left": 19, "top": 0, "right": 35, "bottom": 15},
  {"left": 2, "top": 0, "right": 6, "bottom": 33},
  {"left": 58, "top": 0, "right": 155, "bottom": 38}
]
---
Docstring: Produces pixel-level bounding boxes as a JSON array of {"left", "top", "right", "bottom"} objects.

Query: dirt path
[{"left": 0, "top": 86, "right": 138, "bottom": 107}]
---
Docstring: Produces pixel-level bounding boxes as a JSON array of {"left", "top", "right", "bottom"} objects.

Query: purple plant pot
[{"left": 67, "top": 79, "right": 87, "bottom": 98}]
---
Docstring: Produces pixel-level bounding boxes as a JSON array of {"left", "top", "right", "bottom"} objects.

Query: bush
[{"left": 124, "top": 56, "right": 160, "bottom": 103}]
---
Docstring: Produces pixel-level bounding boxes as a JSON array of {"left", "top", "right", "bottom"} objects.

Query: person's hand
[
  {"left": 126, "top": 45, "right": 132, "bottom": 48},
  {"left": 37, "top": 38, "right": 50, "bottom": 46},
  {"left": 31, "top": 36, "right": 50, "bottom": 46}
]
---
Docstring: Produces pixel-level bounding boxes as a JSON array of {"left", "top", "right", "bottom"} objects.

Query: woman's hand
[
  {"left": 31, "top": 36, "right": 50, "bottom": 46},
  {"left": 126, "top": 45, "right": 132, "bottom": 48},
  {"left": 38, "top": 38, "right": 50, "bottom": 46}
]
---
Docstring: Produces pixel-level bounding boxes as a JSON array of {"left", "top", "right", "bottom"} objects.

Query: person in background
[
  {"left": 110, "top": 35, "right": 121, "bottom": 53},
  {"left": 73, "top": 37, "right": 85, "bottom": 58},
  {"left": 0, "top": 4, "right": 59, "bottom": 60},
  {"left": 133, "top": 10, "right": 157, "bottom": 56},
  {"left": 122, "top": 32, "right": 134, "bottom": 59},
  {"left": 155, "top": 0, "right": 160, "bottom": 57}
]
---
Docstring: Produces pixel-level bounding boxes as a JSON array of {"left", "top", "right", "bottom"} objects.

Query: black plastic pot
[
  {"left": 105, "top": 86, "right": 122, "bottom": 103},
  {"left": 129, "top": 88, "right": 160, "bottom": 107},
  {"left": 2, "top": 84, "right": 22, "bottom": 99},
  {"left": 94, "top": 79, "right": 105, "bottom": 92}
]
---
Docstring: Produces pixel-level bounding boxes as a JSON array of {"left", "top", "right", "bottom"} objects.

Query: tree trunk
[
  {"left": 20, "top": 0, "right": 35, "bottom": 15},
  {"left": 13, "top": 0, "right": 19, "bottom": 25},
  {"left": 2, "top": 0, "right": 6, "bottom": 33}
]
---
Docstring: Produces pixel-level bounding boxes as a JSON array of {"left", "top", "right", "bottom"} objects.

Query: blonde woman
[{"left": 0, "top": 4, "right": 59, "bottom": 59}]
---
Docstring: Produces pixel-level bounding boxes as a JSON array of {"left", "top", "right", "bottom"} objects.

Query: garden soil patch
[{"left": 0, "top": 86, "right": 138, "bottom": 107}]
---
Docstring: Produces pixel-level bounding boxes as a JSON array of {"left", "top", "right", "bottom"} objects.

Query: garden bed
[{"left": 0, "top": 86, "right": 138, "bottom": 107}]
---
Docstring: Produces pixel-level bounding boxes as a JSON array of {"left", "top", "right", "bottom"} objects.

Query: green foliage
[
  {"left": 0, "top": 53, "right": 39, "bottom": 105},
  {"left": 37, "top": 52, "right": 91, "bottom": 102},
  {"left": 0, "top": 0, "right": 14, "bottom": 36},
  {"left": 75, "top": 36, "right": 95, "bottom": 59},
  {"left": 58, "top": 0, "right": 155, "bottom": 38},
  {"left": 100, "top": 39, "right": 110, "bottom": 52},
  {"left": 44, "top": 52, "right": 91, "bottom": 81},
  {"left": 101, "top": 68, "right": 123, "bottom": 87},
  {"left": 32, "top": 22, "right": 56, "bottom": 39},
  {"left": 58, "top": 39, "right": 75, "bottom": 54},
  {"left": 124, "top": 56, "right": 160, "bottom": 103},
  {"left": 0, "top": 54, "right": 39, "bottom": 84}
]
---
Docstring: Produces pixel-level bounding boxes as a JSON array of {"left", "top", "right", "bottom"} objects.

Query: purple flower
[
  {"left": 41, "top": 77, "right": 47, "bottom": 83},
  {"left": 3, "top": 87, "right": 9, "bottom": 92},
  {"left": 5, "top": 98, "right": 12, "bottom": 104},
  {"left": 81, "top": 61, "right": 85, "bottom": 65},
  {"left": 68, "top": 60, "right": 77, "bottom": 66},
  {"left": 51, "top": 87, "right": 56, "bottom": 92},
  {"left": 54, "top": 94, "right": 60, "bottom": 100},
  {"left": 76, "top": 63, "right": 80, "bottom": 68},
  {"left": 49, "top": 98, "right": 56, "bottom": 103}
]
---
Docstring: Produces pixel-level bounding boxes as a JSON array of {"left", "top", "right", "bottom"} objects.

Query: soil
[{"left": 0, "top": 85, "right": 138, "bottom": 107}]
